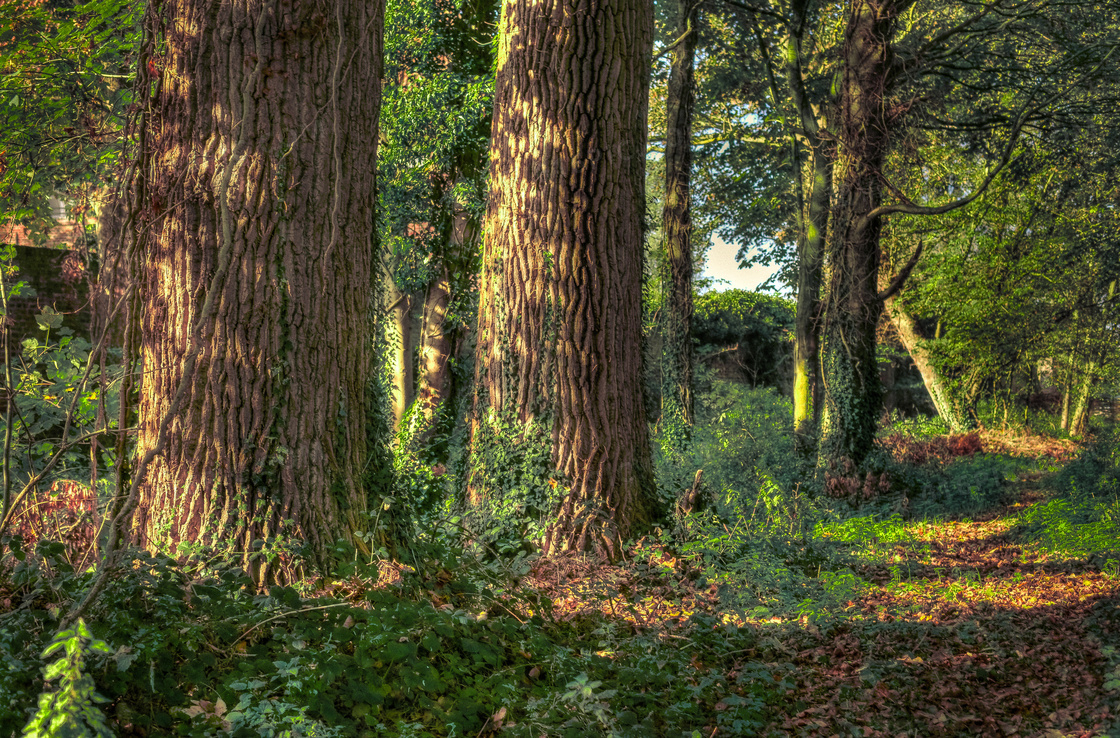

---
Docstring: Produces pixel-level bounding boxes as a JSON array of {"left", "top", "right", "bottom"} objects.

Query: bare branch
[
  {"left": 655, "top": 27, "right": 696, "bottom": 60},
  {"left": 860, "top": 43, "right": 1120, "bottom": 227},
  {"left": 878, "top": 240, "right": 924, "bottom": 302},
  {"left": 708, "top": 0, "right": 786, "bottom": 24}
]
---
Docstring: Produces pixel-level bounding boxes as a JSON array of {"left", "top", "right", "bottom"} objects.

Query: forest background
[{"left": 0, "top": 0, "right": 1118, "bottom": 736}]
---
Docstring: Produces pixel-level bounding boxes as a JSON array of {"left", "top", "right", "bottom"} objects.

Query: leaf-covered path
[
  {"left": 526, "top": 473, "right": 1120, "bottom": 737},
  {"left": 781, "top": 482, "right": 1119, "bottom": 737}
]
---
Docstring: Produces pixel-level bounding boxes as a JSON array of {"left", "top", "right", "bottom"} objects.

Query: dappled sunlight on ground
[
  {"left": 515, "top": 476, "right": 1119, "bottom": 737},
  {"left": 523, "top": 541, "right": 724, "bottom": 632}
]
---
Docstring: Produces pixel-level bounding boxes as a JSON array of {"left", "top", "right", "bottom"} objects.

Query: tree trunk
[
  {"left": 819, "top": 0, "right": 898, "bottom": 469},
  {"left": 472, "top": 0, "right": 657, "bottom": 557},
  {"left": 1060, "top": 351, "right": 1074, "bottom": 431},
  {"left": 414, "top": 211, "right": 472, "bottom": 447},
  {"left": 1070, "top": 357, "right": 1096, "bottom": 436},
  {"left": 660, "top": 0, "right": 697, "bottom": 449},
  {"left": 885, "top": 295, "right": 975, "bottom": 432},
  {"left": 786, "top": 0, "right": 832, "bottom": 456},
  {"left": 793, "top": 144, "right": 830, "bottom": 453},
  {"left": 386, "top": 273, "right": 414, "bottom": 431},
  {"left": 418, "top": 274, "right": 451, "bottom": 415},
  {"left": 134, "top": 0, "right": 392, "bottom": 581}
]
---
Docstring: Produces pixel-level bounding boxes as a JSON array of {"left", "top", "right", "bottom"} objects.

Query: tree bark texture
[
  {"left": 135, "top": 0, "right": 387, "bottom": 578},
  {"left": 660, "top": 0, "right": 697, "bottom": 444},
  {"left": 819, "top": 0, "right": 898, "bottom": 469},
  {"left": 885, "top": 295, "right": 974, "bottom": 432},
  {"left": 473, "top": 0, "right": 657, "bottom": 556}
]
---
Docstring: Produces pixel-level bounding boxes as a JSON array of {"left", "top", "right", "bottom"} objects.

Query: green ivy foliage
[
  {"left": 0, "top": 541, "right": 789, "bottom": 738},
  {"left": 380, "top": 0, "right": 495, "bottom": 295},
  {"left": 20, "top": 619, "right": 113, "bottom": 738},
  {"left": 459, "top": 409, "right": 563, "bottom": 559}
]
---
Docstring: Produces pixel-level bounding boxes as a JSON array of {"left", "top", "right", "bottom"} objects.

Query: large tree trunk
[
  {"left": 472, "top": 0, "right": 657, "bottom": 557},
  {"left": 660, "top": 0, "right": 697, "bottom": 448},
  {"left": 885, "top": 295, "right": 975, "bottom": 432},
  {"left": 819, "top": 0, "right": 898, "bottom": 469},
  {"left": 134, "top": 0, "right": 390, "bottom": 581}
]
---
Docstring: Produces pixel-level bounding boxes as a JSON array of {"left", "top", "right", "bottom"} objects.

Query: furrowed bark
[
  {"left": 134, "top": 0, "right": 388, "bottom": 581},
  {"left": 472, "top": 0, "right": 658, "bottom": 557}
]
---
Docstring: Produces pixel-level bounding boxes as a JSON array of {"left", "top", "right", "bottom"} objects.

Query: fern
[{"left": 21, "top": 619, "right": 113, "bottom": 738}]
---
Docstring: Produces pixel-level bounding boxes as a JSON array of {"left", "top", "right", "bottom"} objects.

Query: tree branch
[
  {"left": 655, "top": 27, "right": 696, "bottom": 60},
  {"left": 708, "top": 0, "right": 785, "bottom": 24},
  {"left": 878, "top": 240, "right": 923, "bottom": 302}
]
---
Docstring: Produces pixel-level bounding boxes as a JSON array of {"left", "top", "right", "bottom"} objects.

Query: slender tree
[
  {"left": 473, "top": 0, "right": 658, "bottom": 556},
  {"left": 131, "top": 0, "right": 395, "bottom": 581},
  {"left": 660, "top": 0, "right": 699, "bottom": 445},
  {"left": 745, "top": 0, "right": 835, "bottom": 454}
]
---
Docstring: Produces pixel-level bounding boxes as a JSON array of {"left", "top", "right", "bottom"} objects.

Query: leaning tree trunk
[
  {"left": 134, "top": 0, "right": 392, "bottom": 581},
  {"left": 819, "top": 0, "right": 898, "bottom": 469},
  {"left": 472, "top": 0, "right": 657, "bottom": 557},
  {"left": 885, "top": 295, "right": 975, "bottom": 432},
  {"left": 660, "top": 0, "right": 698, "bottom": 449}
]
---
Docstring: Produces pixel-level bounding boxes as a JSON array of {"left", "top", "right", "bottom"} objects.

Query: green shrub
[
  {"left": 1013, "top": 429, "right": 1120, "bottom": 564},
  {"left": 879, "top": 410, "right": 950, "bottom": 440},
  {"left": 654, "top": 382, "right": 801, "bottom": 516}
]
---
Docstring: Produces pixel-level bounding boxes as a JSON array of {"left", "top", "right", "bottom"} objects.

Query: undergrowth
[
  {"left": 1012, "top": 427, "right": 1120, "bottom": 567},
  {"left": 3, "top": 364, "right": 1117, "bottom": 737},
  {"left": 0, "top": 541, "right": 785, "bottom": 738}
]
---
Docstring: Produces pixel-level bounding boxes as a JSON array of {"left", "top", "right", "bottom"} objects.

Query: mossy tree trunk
[
  {"left": 660, "top": 0, "right": 698, "bottom": 450},
  {"left": 134, "top": 0, "right": 394, "bottom": 581},
  {"left": 473, "top": 0, "right": 658, "bottom": 557},
  {"left": 818, "top": 0, "right": 897, "bottom": 469},
  {"left": 784, "top": 0, "right": 834, "bottom": 455}
]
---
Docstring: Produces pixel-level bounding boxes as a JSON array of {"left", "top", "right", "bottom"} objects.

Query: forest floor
[
  {"left": 524, "top": 469, "right": 1120, "bottom": 737},
  {"left": 2, "top": 431, "right": 1118, "bottom": 737}
]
